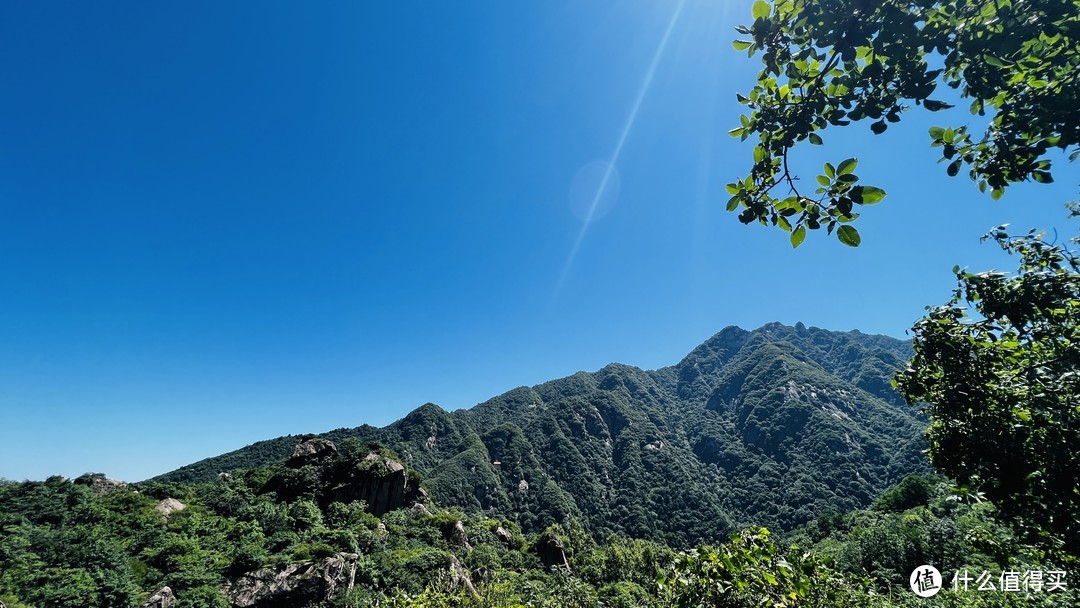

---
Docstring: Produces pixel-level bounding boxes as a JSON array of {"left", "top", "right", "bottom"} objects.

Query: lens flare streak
[{"left": 551, "top": 0, "right": 688, "bottom": 304}]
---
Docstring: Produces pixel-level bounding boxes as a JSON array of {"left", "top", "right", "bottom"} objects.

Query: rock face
[
  {"left": 326, "top": 452, "right": 412, "bottom": 516},
  {"left": 534, "top": 532, "right": 570, "bottom": 572},
  {"left": 155, "top": 498, "right": 186, "bottom": 516},
  {"left": 286, "top": 438, "right": 338, "bottom": 468},
  {"left": 495, "top": 526, "right": 514, "bottom": 546},
  {"left": 449, "top": 520, "right": 472, "bottom": 552},
  {"left": 448, "top": 556, "right": 479, "bottom": 599},
  {"left": 222, "top": 553, "right": 357, "bottom": 608},
  {"left": 262, "top": 440, "right": 419, "bottom": 517},
  {"left": 143, "top": 586, "right": 176, "bottom": 608},
  {"left": 74, "top": 473, "right": 126, "bottom": 494}
]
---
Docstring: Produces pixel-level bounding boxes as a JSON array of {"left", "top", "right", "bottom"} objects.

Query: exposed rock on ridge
[{"left": 221, "top": 553, "right": 357, "bottom": 608}]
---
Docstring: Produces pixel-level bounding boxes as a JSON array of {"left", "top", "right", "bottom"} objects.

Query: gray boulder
[
  {"left": 495, "top": 526, "right": 514, "bottom": 546},
  {"left": 449, "top": 520, "right": 472, "bottom": 552},
  {"left": 155, "top": 498, "right": 186, "bottom": 516},
  {"left": 326, "top": 452, "right": 409, "bottom": 516},
  {"left": 222, "top": 553, "right": 357, "bottom": 608},
  {"left": 286, "top": 438, "right": 338, "bottom": 467},
  {"left": 143, "top": 586, "right": 175, "bottom": 608},
  {"left": 534, "top": 532, "right": 570, "bottom": 572}
]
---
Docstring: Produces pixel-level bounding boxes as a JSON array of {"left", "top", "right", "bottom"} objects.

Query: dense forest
[
  {"left": 0, "top": 445, "right": 1072, "bottom": 607},
  {"left": 3, "top": 323, "right": 1076, "bottom": 606},
  {"left": 155, "top": 324, "right": 928, "bottom": 544},
  {"left": 3, "top": 0, "right": 1077, "bottom": 603}
]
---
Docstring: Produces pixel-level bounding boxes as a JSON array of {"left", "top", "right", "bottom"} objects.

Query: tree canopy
[
  {"left": 727, "top": 0, "right": 1079, "bottom": 246},
  {"left": 896, "top": 223, "right": 1080, "bottom": 561}
]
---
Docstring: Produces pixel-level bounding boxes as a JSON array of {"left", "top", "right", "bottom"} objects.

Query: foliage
[
  {"left": 658, "top": 528, "right": 869, "bottom": 607},
  {"left": 790, "top": 474, "right": 1078, "bottom": 606},
  {"left": 2, "top": 461, "right": 1075, "bottom": 606},
  {"left": 896, "top": 225, "right": 1080, "bottom": 560},
  {"left": 153, "top": 324, "right": 926, "bottom": 543},
  {"left": 727, "top": 0, "right": 1079, "bottom": 245}
]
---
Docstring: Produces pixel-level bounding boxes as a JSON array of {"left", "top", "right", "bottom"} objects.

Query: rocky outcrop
[
  {"left": 449, "top": 556, "right": 479, "bottom": 599},
  {"left": 222, "top": 553, "right": 357, "bottom": 608},
  {"left": 262, "top": 441, "right": 421, "bottom": 516},
  {"left": 74, "top": 473, "right": 126, "bottom": 494},
  {"left": 495, "top": 526, "right": 514, "bottom": 546},
  {"left": 325, "top": 452, "right": 415, "bottom": 516},
  {"left": 155, "top": 498, "right": 186, "bottom": 516},
  {"left": 286, "top": 438, "right": 338, "bottom": 468},
  {"left": 534, "top": 532, "right": 570, "bottom": 572},
  {"left": 449, "top": 520, "right": 472, "bottom": 551},
  {"left": 143, "top": 586, "right": 176, "bottom": 608}
]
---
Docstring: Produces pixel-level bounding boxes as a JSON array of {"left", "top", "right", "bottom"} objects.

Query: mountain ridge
[{"left": 153, "top": 322, "right": 927, "bottom": 547}]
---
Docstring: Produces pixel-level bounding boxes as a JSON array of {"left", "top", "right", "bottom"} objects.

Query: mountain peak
[{"left": 152, "top": 323, "right": 925, "bottom": 542}]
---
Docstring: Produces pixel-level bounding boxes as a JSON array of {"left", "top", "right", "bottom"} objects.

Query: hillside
[{"left": 155, "top": 323, "right": 928, "bottom": 545}]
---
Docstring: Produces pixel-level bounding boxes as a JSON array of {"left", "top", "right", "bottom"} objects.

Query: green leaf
[
  {"left": 790, "top": 225, "right": 806, "bottom": 248},
  {"left": 752, "top": 0, "right": 770, "bottom": 20},
  {"left": 860, "top": 186, "right": 886, "bottom": 204},
  {"left": 871, "top": 120, "right": 887, "bottom": 134},
  {"left": 929, "top": 126, "right": 946, "bottom": 140},
  {"left": 1032, "top": 171, "right": 1054, "bottom": 184},
  {"left": 837, "top": 158, "right": 858, "bottom": 175},
  {"left": 837, "top": 225, "right": 861, "bottom": 247},
  {"left": 824, "top": 162, "right": 835, "bottom": 178},
  {"left": 726, "top": 196, "right": 740, "bottom": 211},
  {"left": 732, "top": 40, "right": 753, "bottom": 51},
  {"left": 923, "top": 100, "right": 954, "bottom": 111},
  {"left": 808, "top": 133, "right": 823, "bottom": 145}
]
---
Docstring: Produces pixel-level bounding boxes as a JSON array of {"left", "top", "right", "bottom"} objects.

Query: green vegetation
[
  {"left": 897, "top": 224, "right": 1080, "bottom": 563},
  {"left": 4, "top": 0, "right": 1079, "bottom": 605},
  {"left": 1, "top": 322, "right": 1075, "bottom": 606},
  {"left": 3, "top": 466, "right": 1074, "bottom": 607},
  {"left": 717, "top": 0, "right": 1080, "bottom": 601},
  {"left": 726, "top": 0, "right": 1079, "bottom": 245},
  {"left": 153, "top": 324, "right": 927, "bottom": 542}
]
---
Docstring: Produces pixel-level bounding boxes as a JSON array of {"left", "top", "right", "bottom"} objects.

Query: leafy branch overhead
[{"left": 727, "top": 0, "right": 1080, "bottom": 247}]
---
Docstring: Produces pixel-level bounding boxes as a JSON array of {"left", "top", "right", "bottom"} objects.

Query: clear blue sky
[{"left": 1, "top": 1, "right": 1075, "bottom": 481}]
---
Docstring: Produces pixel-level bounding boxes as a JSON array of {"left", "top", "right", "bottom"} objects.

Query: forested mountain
[
  {"left": 8, "top": 323, "right": 1069, "bottom": 608},
  {"left": 155, "top": 323, "right": 927, "bottom": 546}
]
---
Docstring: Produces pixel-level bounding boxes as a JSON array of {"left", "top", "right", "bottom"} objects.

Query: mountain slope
[{"left": 153, "top": 323, "right": 927, "bottom": 546}]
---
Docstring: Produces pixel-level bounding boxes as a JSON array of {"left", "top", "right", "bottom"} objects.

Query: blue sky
[{"left": 0, "top": 1, "right": 1075, "bottom": 481}]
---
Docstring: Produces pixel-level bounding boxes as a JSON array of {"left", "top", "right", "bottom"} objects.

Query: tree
[
  {"left": 895, "top": 223, "right": 1080, "bottom": 560},
  {"left": 727, "top": 0, "right": 1079, "bottom": 246}
]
